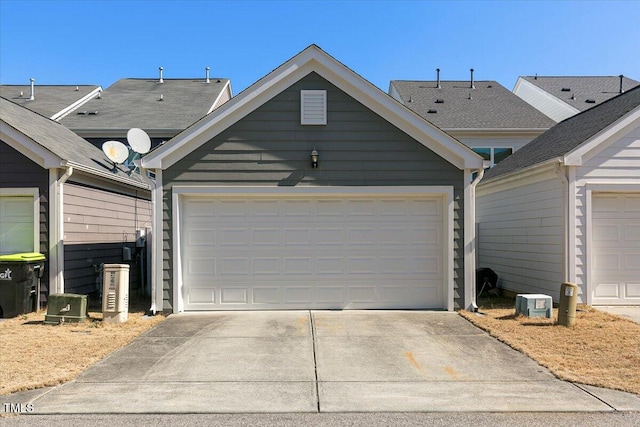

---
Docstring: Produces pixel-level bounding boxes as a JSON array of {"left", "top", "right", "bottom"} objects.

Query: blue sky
[{"left": 1, "top": 0, "right": 638, "bottom": 94}]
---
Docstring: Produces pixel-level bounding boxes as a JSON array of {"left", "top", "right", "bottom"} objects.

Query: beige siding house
[{"left": 477, "top": 86, "right": 640, "bottom": 305}]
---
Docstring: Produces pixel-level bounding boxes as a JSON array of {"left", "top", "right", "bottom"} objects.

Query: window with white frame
[
  {"left": 472, "top": 147, "right": 513, "bottom": 167},
  {"left": 0, "top": 194, "right": 37, "bottom": 254},
  {"left": 300, "top": 90, "right": 327, "bottom": 125}
]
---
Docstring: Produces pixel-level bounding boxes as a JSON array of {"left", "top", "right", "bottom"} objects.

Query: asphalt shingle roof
[
  {"left": 1, "top": 97, "right": 145, "bottom": 186},
  {"left": 0, "top": 85, "right": 100, "bottom": 118},
  {"left": 390, "top": 80, "right": 556, "bottom": 130},
  {"left": 521, "top": 76, "right": 640, "bottom": 111},
  {"left": 60, "top": 77, "right": 230, "bottom": 132},
  {"left": 483, "top": 85, "right": 640, "bottom": 181}
]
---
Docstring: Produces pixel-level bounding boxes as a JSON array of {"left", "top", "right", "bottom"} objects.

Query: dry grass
[
  {"left": 460, "top": 296, "right": 640, "bottom": 396},
  {"left": 0, "top": 305, "right": 164, "bottom": 396}
]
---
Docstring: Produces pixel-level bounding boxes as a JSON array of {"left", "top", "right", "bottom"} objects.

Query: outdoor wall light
[{"left": 310, "top": 148, "right": 319, "bottom": 168}]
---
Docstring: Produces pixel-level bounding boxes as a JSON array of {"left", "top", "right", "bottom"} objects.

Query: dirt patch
[
  {"left": 0, "top": 307, "right": 164, "bottom": 396},
  {"left": 460, "top": 297, "right": 640, "bottom": 396}
]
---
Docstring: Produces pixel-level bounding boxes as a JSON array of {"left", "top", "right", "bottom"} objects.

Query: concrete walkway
[{"left": 10, "top": 311, "right": 640, "bottom": 414}]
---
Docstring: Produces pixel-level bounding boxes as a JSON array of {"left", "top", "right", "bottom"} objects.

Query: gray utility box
[
  {"left": 515, "top": 294, "right": 553, "bottom": 318},
  {"left": 44, "top": 293, "right": 88, "bottom": 324}
]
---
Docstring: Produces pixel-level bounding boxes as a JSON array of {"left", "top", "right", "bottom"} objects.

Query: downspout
[
  {"left": 141, "top": 167, "right": 159, "bottom": 315},
  {"left": 52, "top": 165, "right": 73, "bottom": 294},
  {"left": 553, "top": 162, "right": 569, "bottom": 282},
  {"left": 466, "top": 167, "right": 485, "bottom": 311}
]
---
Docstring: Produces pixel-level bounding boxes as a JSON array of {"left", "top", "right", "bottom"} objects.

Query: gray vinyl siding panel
[
  {"left": 162, "top": 72, "right": 465, "bottom": 311},
  {"left": 0, "top": 141, "right": 50, "bottom": 301},
  {"left": 63, "top": 182, "right": 151, "bottom": 295}
]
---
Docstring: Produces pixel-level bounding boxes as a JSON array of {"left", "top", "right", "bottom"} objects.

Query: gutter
[
  {"left": 141, "top": 168, "right": 159, "bottom": 315},
  {"left": 63, "top": 161, "right": 150, "bottom": 190}
]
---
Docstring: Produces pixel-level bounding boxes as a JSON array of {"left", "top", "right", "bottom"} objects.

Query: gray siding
[
  {"left": 162, "top": 72, "right": 466, "bottom": 310},
  {"left": 63, "top": 182, "right": 152, "bottom": 296},
  {"left": 0, "top": 141, "right": 50, "bottom": 302}
]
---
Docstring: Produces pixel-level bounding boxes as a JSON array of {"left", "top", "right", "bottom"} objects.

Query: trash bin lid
[{"left": 0, "top": 252, "right": 46, "bottom": 262}]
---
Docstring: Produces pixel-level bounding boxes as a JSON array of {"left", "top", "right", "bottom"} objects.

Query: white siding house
[{"left": 477, "top": 86, "right": 640, "bottom": 305}]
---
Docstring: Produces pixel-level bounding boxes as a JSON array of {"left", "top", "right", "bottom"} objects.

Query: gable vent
[{"left": 301, "top": 90, "right": 327, "bottom": 125}]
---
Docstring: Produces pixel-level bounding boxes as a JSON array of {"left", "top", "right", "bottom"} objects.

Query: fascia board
[
  {"left": 51, "top": 87, "right": 103, "bottom": 121},
  {"left": 143, "top": 58, "right": 311, "bottom": 169},
  {"left": 445, "top": 128, "right": 548, "bottom": 137},
  {"left": 0, "top": 121, "right": 62, "bottom": 168},
  {"left": 207, "top": 80, "right": 233, "bottom": 114},
  {"left": 143, "top": 45, "right": 482, "bottom": 170},
  {"left": 515, "top": 79, "right": 580, "bottom": 115},
  {"left": 478, "top": 158, "right": 562, "bottom": 190},
  {"left": 564, "top": 106, "right": 640, "bottom": 166},
  {"left": 72, "top": 129, "right": 181, "bottom": 139},
  {"left": 309, "top": 54, "right": 483, "bottom": 170}
]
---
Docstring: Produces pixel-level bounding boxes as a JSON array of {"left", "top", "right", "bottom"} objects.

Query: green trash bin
[{"left": 0, "top": 252, "right": 46, "bottom": 318}]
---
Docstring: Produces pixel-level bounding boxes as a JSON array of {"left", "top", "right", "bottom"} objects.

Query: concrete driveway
[{"left": 19, "top": 311, "right": 640, "bottom": 414}]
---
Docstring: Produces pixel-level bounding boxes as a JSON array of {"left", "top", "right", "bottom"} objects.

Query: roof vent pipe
[
  {"left": 619, "top": 75, "right": 624, "bottom": 94},
  {"left": 470, "top": 68, "right": 475, "bottom": 89},
  {"left": 29, "top": 78, "right": 35, "bottom": 100},
  {"left": 158, "top": 67, "right": 164, "bottom": 83},
  {"left": 205, "top": 67, "right": 210, "bottom": 83},
  {"left": 436, "top": 68, "right": 441, "bottom": 89}
]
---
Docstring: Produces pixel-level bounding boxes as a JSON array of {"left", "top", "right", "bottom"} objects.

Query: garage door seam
[{"left": 309, "top": 310, "right": 320, "bottom": 412}]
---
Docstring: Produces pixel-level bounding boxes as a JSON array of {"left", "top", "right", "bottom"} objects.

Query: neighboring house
[
  {"left": 389, "top": 75, "right": 555, "bottom": 167},
  {"left": 513, "top": 75, "right": 640, "bottom": 122},
  {"left": 476, "top": 86, "right": 640, "bottom": 306},
  {"left": 142, "top": 45, "right": 484, "bottom": 314},
  {"left": 60, "top": 70, "right": 232, "bottom": 151},
  {"left": 1, "top": 97, "right": 152, "bottom": 308},
  {"left": 0, "top": 83, "right": 102, "bottom": 121}
]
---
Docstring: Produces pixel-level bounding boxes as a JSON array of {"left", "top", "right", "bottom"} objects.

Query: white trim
[
  {"left": 207, "top": 80, "right": 233, "bottom": 115},
  {"left": 0, "top": 122, "right": 62, "bottom": 168},
  {"left": 143, "top": 45, "right": 482, "bottom": 171},
  {"left": 48, "top": 170, "right": 61, "bottom": 294},
  {"left": 512, "top": 77, "right": 580, "bottom": 121},
  {"left": 152, "top": 170, "right": 164, "bottom": 314},
  {"left": 478, "top": 160, "right": 561, "bottom": 195},
  {"left": 585, "top": 183, "right": 640, "bottom": 306},
  {"left": 0, "top": 188, "right": 39, "bottom": 255},
  {"left": 170, "top": 185, "right": 455, "bottom": 313},
  {"left": 567, "top": 167, "right": 578, "bottom": 284},
  {"left": 50, "top": 87, "right": 103, "bottom": 121},
  {"left": 564, "top": 106, "right": 640, "bottom": 166}
]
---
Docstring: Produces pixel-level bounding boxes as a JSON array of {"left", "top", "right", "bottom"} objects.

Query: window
[
  {"left": 300, "top": 90, "right": 327, "bottom": 125},
  {"left": 0, "top": 195, "right": 36, "bottom": 254},
  {"left": 472, "top": 147, "right": 513, "bottom": 168}
]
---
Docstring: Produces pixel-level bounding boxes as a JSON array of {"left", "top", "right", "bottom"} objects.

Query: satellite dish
[
  {"left": 102, "top": 140, "right": 129, "bottom": 164},
  {"left": 127, "top": 128, "right": 151, "bottom": 154}
]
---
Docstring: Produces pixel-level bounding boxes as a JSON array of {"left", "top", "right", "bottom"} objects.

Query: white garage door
[
  {"left": 592, "top": 193, "right": 640, "bottom": 305},
  {"left": 179, "top": 193, "right": 446, "bottom": 310}
]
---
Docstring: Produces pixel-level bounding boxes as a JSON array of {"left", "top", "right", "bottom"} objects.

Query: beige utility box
[{"left": 102, "top": 264, "right": 129, "bottom": 324}]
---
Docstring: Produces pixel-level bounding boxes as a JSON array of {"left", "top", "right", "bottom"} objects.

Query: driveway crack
[{"left": 309, "top": 310, "right": 320, "bottom": 412}]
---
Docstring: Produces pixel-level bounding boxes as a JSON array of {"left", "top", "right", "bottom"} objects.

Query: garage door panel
[
  {"left": 181, "top": 194, "right": 446, "bottom": 310},
  {"left": 592, "top": 193, "right": 640, "bottom": 305}
]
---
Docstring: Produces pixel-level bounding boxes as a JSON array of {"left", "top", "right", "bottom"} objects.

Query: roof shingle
[{"left": 390, "top": 80, "right": 556, "bottom": 129}]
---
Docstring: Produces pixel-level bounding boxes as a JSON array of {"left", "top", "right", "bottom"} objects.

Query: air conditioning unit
[
  {"left": 44, "top": 293, "right": 87, "bottom": 324},
  {"left": 102, "top": 264, "right": 129, "bottom": 324}
]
